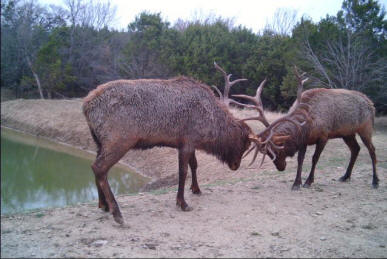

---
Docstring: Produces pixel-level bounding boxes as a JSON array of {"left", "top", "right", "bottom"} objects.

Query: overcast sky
[{"left": 40, "top": 0, "right": 387, "bottom": 33}]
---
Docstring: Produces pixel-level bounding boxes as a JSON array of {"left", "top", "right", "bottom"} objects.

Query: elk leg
[
  {"left": 339, "top": 135, "right": 360, "bottom": 182},
  {"left": 189, "top": 152, "right": 201, "bottom": 195},
  {"left": 304, "top": 139, "right": 327, "bottom": 188},
  {"left": 292, "top": 145, "right": 307, "bottom": 190},
  {"left": 96, "top": 178, "right": 109, "bottom": 212},
  {"left": 94, "top": 148, "right": 109, "bottom": 211},
  {"left": 359, "top": 134, "right": 379, "bottom": 188},
  {"left": 176, "top": 145, "right": 194, "bottom": 211},
  {"left": 91, "top": 140, "right": 134, "bottom": 224}
]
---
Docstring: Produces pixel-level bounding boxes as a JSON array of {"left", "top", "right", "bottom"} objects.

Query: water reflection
[{"left": 1, "top": 128, "right": 149, "bottom": 214}]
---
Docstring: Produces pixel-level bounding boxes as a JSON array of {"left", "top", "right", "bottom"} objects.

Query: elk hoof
[
  {"left": 291, "top": 184, "right": 300, "bottom": 191},
  {"left": 191, "top": 188, "right": 202, "bottom": 195},
  {"left": 114, "top": 215, "right": 125, "bottom": 225},
  {"left": 339, "top": 175, "right": 350, "bottom": 182},
  {"left": 177, "top": 201, "right": 193, "bottom": 211},
  {"left": 182, "top": 205, "right": 193, "bottom": 211},
  {"left": 303, "top": 182, "right": 311, "bottom": 188},
  {"left": 98, "top": 202, "right": 109, "bottom": 212},
  {"left": 372, "top": 182, "right": 379, "bottom": 189}
]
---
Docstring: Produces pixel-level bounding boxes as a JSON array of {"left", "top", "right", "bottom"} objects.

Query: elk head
[{"left": 231, "top": 66, "right": 309, "bottom": 171}]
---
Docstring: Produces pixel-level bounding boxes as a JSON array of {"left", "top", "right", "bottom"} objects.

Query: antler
[
  {"left": 213, "top": 62, "right": 247, "bottom": 106},
  {"left": 243, "top": 68, "right": 310, "bottom": 168},
  {"left": 231, "top": 78, "right": 270, "bottom": 127},
  {"left": 293, "top": 66, "right": 309, "bottom": 106}
]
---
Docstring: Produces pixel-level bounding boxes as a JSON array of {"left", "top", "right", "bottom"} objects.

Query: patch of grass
[
  {"left": 34, "top": 212, "right": 45, "bottom": 218},
  {"left": 150, "top": 187, "right": 175, "bottom": 196},
  {"left": 250, "top": 231, "right": 261, "bottom": 236}
]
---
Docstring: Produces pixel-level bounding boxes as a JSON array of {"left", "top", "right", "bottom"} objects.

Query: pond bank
[{"left": 0, "top": 99, "right": 184, "bottom": 191}]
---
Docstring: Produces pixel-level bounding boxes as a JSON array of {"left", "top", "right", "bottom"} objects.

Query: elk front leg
[
  {"left": 292, "top": 145, "right": 307, "bottom": 190},
  {"left": 176, "top": 145, "right": 194, "bottom": 211},
  {"left": 189, "top": 152, "right": 201, "bottom": 195},
  {"left": 303, "top": 139, "right": 327, "bottom": 188}
]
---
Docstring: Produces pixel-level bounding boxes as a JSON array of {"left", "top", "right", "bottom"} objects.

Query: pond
[{"left": 1, "top": 127, "right": 150, "bottom": 214}]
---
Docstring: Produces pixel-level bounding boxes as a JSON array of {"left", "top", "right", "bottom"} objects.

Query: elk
[
  {"left": 82, "top": 76, "right": 252, "bottom": 224},
  {"left": 233, "top": 67, "right": 379, "bottom": 190}
]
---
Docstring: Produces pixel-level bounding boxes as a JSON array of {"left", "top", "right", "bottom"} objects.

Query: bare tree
[
  {"left": 265, "top": 8, "right": 298, "bottom": 36},
  {"left": 12, "top": 0, "right": 55, "bottom": 98},
  {"left": 303, "top": 30, "right": 387, "bottom": 90},
  {"left": 61, "top": 0, "right": 118, "bottom": 88},
  {"left": 63, "top": 0, "right": 116, "bottom": 29}
]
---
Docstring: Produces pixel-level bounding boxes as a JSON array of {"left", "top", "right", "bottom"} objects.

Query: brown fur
[
  {"left": 82, "top": 76, "right": 252, "bottom": 224},
  {"left": 258, "top": 88, "right": 379, "bottom": 190}
]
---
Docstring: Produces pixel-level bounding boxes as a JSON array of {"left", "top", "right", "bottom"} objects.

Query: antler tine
[
  {"left": 214, "top": 61, "right": 248, "bottom": 106},
  {"left": 255, "top": 78, "right": 267, "bottom": 101},
  {"left": 258, "top": 153, "right": 266, "bottom": 168},
  {"left": 249, "top": 144, "right": 261, "bottom": 166},
  {"left": 211, "top": 85, "right": 223, "bottom": 98},
  {"left": 229, "top": 78, "right": 248, "bottom": 87},
  {"left": 243, "top": 142, "right": 257, "bottom": 159},
  {"left": 214, "top": 61, "right": 227, "bottom": 77},
  {"left": 231, "top": 78, "right": 270, "bottom": 127},
  {"left": 266, "top": 144, "right": 277, "bottom": 162},
  {"left": 232, "top": 94, "right": 260, "bottom": 106},
  {"left": 293, "top": 66, "right": 308, "bottom": 105}
]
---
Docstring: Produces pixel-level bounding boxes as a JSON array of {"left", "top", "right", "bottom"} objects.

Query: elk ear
[{"left": 272, "top": 135, "right": 291, "bottom": 145}]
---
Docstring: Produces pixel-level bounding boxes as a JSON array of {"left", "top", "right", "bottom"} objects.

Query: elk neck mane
[
  {"left": 273, "top": 104, "right": 311, "bottom": 155},
  {"left": 201, "top": 105, "right": 251, "bottom": 164}
]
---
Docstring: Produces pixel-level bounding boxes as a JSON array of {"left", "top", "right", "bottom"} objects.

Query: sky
[{"left": 40, "top": 0, "right": 387, "bottom": 33}]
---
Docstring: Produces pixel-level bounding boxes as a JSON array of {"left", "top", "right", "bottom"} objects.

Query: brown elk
[
  {"left": 233, "top": 67, "right": 379, "bottom": 190},
  {"left": 82, "top": 76, "right": 251, "bottom": 224}
]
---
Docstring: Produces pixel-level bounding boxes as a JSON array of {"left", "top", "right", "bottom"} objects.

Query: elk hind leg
[
  {"left": 339, "top": 135, "right": 360, "bottom": 182},
  {"left": 89, "top": 129, "right": 109, "bottom": 211},
  {"left": 176, "top": 145, "right": 194, "bottom": 211},
  {"left": 189, "top": 152, "right": 201, "bottom": 195},
  {"left": 92, "top": 138, "right": 136, "bottom": 224},
  {"left": 358, "top": 124, "right": 379, "bottom": 188}
]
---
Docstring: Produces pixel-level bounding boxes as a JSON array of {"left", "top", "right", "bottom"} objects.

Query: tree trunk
[{"left": 26, "top": 56, "right": 44, "bottom": 99}]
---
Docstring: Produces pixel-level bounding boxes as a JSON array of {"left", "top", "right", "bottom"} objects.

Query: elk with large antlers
[
  {"left": 83, "top": 76, "right": 252, "bottom": 224},
  {"left": 233, "top": 67, "right": 379, "bottom": 190}
]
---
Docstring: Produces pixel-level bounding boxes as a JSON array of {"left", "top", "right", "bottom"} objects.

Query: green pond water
[{"left": 1, "top": 128, "right": 149, "bottom": 214}]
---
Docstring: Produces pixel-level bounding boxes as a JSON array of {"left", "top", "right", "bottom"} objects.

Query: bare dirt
[{"left": 1, "top": 99, "right": 387, "bottom": 258}]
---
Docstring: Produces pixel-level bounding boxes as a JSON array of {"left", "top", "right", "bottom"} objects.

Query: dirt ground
[{"left": 1, "top": 99, "right": 387, "bottom": 258}]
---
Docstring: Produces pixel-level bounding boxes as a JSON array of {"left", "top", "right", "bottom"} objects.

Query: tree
[
  {"left": 293, "top": 0, "right": 387, "bottom": 113},
  {"left": 264, "top": 8, "right": 298, "bottom": 36},
  {"left": 1, "top": 0, "right": 63, "bottom": 98},
  {"left": 35, "top": 27, "right": 76, "bottom": 98},
  {"left": 120, "top": 12, "right": 176, "bottom": 79}
]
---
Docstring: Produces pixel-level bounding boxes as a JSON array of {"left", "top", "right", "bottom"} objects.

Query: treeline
[{"left": 1, "top": 0, "right": 386, "bottom": 113}]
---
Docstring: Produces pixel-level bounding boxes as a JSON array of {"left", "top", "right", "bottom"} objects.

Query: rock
[
  {"left": 320, "top": 237, "right": 327, "bottom": 241},
  {"left": 143, "top": 243, "right": 157, "bottom": 250},
  {"left": 91, "top": 240, "right": 108, "bottom": 247}
]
